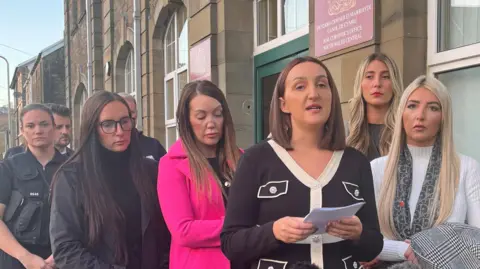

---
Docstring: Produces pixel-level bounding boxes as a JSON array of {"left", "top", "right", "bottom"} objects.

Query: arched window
[
  {"left": 79, "top": 89, "right": 87, "bottom": 117},
  {"left": 74, "top": 84, "right": 87, "bottom": 148},
  {"left": 125, "top": 51, "right": 135, "bottom": 97},
  {"left": 164, "top": 5, "right": 188, "bottom": 148}
]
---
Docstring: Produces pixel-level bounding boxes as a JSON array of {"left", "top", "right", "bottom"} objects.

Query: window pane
[
  {"left": 165, "top": 18, "right": 176, "bottom": 73},
  {"left": 257, "top": 0, "right": 278, "bottom": 45},
  {"left": 167, "top": 126, "right": 177, "bottom": 148},
  {"left": 437, "top": 65, "right": 480, "bottom": 162},
  {"left": 125, "top": 52, "right": 134, "bottom": 94},
  {"left": 178, "top": 71, "right": 188, "bottom": 93},
  {"left": 177, "top": 6, "right": 188, "bottom": 69},
  {"left": 166, "top": 79, "right": 174, "bottom": 120},
  {"left": 439, "top": 0, "right": 480, "bottom": 51},
  {"left": 282, "top": 0, "right": 308, "bottom": 34}
]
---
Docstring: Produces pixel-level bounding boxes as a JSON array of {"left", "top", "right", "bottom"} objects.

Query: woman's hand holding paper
[
  {"left": 273, "top": 217, "right": 317, "bottom": 243},
  {"left": 326, "top": 216, "right": 363, "bottom": 240}
]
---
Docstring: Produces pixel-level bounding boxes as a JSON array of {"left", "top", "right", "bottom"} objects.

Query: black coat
[
  {"left": 49, "top": 159, "right": 170, "bottom": 269},
  {"left": 138, "top": 132, "right": 167, "bottom": 161},
  {"left": 4, "top": 146, "right": 74, "bottom": 159},
  {"left": 4, "top": 145, "right": 25, "bottom": 159}
]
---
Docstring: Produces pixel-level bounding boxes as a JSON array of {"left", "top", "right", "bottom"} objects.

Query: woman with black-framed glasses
[{"left": 49, "top": 91, "right": 170, "bottom": 269}]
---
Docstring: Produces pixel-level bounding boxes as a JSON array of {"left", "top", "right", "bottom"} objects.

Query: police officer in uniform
[{"left": 0, "top": 104, "right": 66, "bottom": 269}]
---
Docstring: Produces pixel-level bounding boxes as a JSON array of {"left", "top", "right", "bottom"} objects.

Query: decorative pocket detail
[
  {"left": 342, "top": 182, "right": 364, "bottom": 201},
  {"left": 342, "top": 255, "right": 363, "bottom": 269},
  {"left": 257, "top": 258, "right": 288, "bottom": 269},
  {"left": 257, "top": 181, "right": 289, "bottom": 199}
]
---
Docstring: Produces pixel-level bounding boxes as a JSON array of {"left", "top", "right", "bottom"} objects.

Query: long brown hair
[
  {"left": 269, "top": 56, "right": 346, "bottom": 151},
  {"left": 176, "top": 80, "right": 241, "bottom": 200},
  {"left": 52, "top": 91, "right": 156, "bottom": 264}
]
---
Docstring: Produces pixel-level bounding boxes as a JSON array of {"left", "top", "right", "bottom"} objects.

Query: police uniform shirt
[
  {"left": 0, "top": 149, "right": 66, "bottom": 258},
  {"left": 221, "top": 139, "right": 383, "bottom": 269}
]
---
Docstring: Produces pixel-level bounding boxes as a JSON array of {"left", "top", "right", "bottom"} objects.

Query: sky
[{"left": 0, "top": 0, "right": 64, "bottom": 107}]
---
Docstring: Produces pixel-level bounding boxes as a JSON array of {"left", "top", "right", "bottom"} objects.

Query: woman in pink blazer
[{"left": 157, "top": 80, "right": 242, "bottom": 269}]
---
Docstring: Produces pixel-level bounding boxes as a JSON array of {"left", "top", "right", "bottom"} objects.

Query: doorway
[
  {"left": 254, "top": 35, "right": 309, "bottom": 142},
  {"left": 261, "top": 73, "right": 279, "bottom": 137}
]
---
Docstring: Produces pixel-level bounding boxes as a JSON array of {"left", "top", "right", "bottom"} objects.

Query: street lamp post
[{"left": 0, "top": 55, "right": 11, "bottom": 149}]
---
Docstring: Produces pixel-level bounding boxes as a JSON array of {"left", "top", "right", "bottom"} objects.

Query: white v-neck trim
[
  {"left": 268, "top": 139, "right": 345, "bottom": 268},
  {"left": 268, "top": 139, "right": 344, "bottom": 189}
]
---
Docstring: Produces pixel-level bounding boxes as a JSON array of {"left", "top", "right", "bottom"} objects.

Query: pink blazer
[{"left": 157, "top": 139, "right": 230, "bottom": 269}]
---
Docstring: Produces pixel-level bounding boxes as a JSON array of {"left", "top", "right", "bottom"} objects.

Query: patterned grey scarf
[{"left": 393, "top": 138, "right": 442, "bottom": 240}]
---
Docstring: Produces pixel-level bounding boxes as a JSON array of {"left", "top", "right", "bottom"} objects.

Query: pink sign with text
[
  {"left": 315, "top": 0, "right": 374, "bottom": 57},
  {"left": 189, "top": 37, "right": 212, "bottom": 81}
]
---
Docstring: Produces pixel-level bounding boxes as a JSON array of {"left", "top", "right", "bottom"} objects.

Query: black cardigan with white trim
[{"left": 221, "top": 140, "right": 383, "bottom": 269}]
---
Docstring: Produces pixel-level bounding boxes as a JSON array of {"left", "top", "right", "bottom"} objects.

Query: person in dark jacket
[
  {"left": 118, "top": 93, "right": 167, "bottom": 161},
  {"left": 5, "top": 103, "right": 74, "bottom": 160},
  {"left": 4, "top": 144, "right": 25, "bottom": 159},
  {"left": 49, "top": 91, "right": 170, "bottom": 269},
  {"left": 44, "top": 103, "right": 74, "bottom": 157},
  {"left": 0, "top": 104, "right": 67, "bottom": 269}
]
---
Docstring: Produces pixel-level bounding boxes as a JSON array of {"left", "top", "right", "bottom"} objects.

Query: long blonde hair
[
  {"left": 378, "top": 75, "right": 460, "bottom": 239},
  {"left": 176, "top": 81, "right": 241, "bottom": 201},
  {"left": 347, "top": 53, "right": 403, "bottom": 156}
]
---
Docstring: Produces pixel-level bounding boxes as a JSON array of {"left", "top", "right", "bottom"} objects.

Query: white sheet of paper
[{"left": 303, "top": 202, "right": 366, "bottom": 233}]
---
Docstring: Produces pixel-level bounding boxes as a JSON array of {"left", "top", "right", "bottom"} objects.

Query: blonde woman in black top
[{"left": 221, "top": 57, "right": 383, "bottom": 269}]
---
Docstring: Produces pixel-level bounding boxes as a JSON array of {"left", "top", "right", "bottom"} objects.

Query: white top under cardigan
[{"left": 370, "top": 145, "right": 480, "bottom": 261}]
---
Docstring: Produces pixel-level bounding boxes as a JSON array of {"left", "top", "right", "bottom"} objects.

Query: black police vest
[{"left": 3, "top": 153, "right": 51, "bottom": 246}]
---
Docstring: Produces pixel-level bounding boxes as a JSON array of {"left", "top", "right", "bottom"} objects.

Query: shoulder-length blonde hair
[
  {"left": 269, "top": 56, "right": 346, "bottom": 151},
  {"left": 176, "top": 80, "right": 241, "bottom": 199},
  {"left": 347, "top": 52, "right": 403, "bottom": 156},
  {"left": 378, "top": 75, "right": 460, "bottom": 239}
]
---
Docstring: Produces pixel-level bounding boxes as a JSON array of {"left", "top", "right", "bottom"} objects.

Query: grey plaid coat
[{"left": 411, "top": 222, "right": 480, "bottom": 269}]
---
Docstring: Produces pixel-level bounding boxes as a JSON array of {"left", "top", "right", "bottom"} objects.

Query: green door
[{"left": 254, "top": 35, "right": 309, "bottom": 142}]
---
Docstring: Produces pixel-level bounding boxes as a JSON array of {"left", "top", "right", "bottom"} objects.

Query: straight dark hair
[
  {"left": 269, "top": 56, "right": 346, "bottom": 150},
  {"left": 52, "top": 91, "right": 156, "bottom": 265},
  {"left": 176, "top": 80, "right": 241, "bottom": 200}
]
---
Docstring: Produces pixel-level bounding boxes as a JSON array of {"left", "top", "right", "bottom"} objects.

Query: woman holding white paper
[
  {"left": 220, "top": 56, "right": 383, "bottom": 269},
  {"left": 368, "top": 76, "right": 480, "bottom": 268}
]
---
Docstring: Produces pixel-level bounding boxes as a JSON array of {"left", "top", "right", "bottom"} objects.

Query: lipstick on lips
[
  {"left": 205, "top": 133, "right": 218, "bottom": 138},
  {"left": 413, "top": 124, "right": 426, "bottom": 131},
  {"left": 306, "top": 104, "right": 322, "bottom": 111}
]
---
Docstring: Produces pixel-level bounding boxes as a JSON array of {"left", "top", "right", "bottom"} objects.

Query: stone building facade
[
  {"left": 9, "top": 40, "right": 66, "bottom": 145},
  {"left": 65, "top": 0, "right": 255, "bottom": 149},
  {"left": 64, "top": 0, "right": 480, "bottom": 160}
]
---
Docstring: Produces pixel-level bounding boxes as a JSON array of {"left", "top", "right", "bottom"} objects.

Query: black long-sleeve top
[
  {"left": 221, "top": 139, "right": 383, "bottom": 269},
  {"left": 101, "top": 147, "right": 142, "bottom": 269}
]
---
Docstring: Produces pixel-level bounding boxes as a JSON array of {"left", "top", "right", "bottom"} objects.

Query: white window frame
[
  {"left": 125, "top": 51, "right": 135, "bottom": 98},
  {"left": 164, "top": 9, "right": 189, "bottom": 148},
  {"left": 79, "top": 89, "right": 86, "bottom": 112},
  {"left": 78, "top": 88, "right": 87, "bottom": 124},
  {"left": 253, "top": 0, "right": 309, "bottom": 56},
  {"left": 427, "top": 0, "right": 480, "bottom": 75}
]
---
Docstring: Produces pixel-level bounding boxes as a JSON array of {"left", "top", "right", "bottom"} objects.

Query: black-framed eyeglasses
[{"left": 99, "top": 116, "right": 133, "bottom": 134}]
